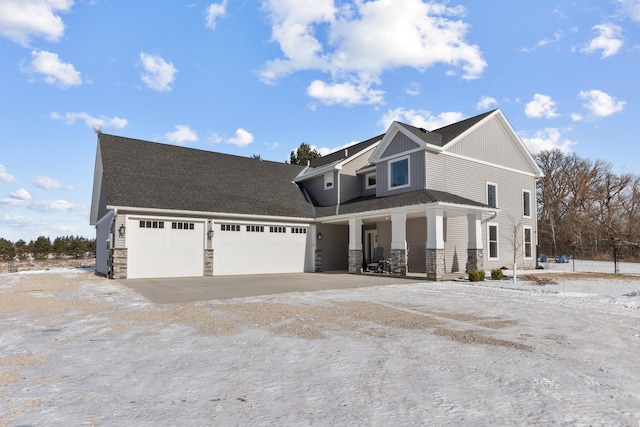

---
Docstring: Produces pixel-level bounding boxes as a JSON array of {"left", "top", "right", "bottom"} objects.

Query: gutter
[
  {"left": 106, "top": 205, "right": 315, "bottom": 223},
  {"left": 335, "top": 170, "right": 341, "bottom": 216}
]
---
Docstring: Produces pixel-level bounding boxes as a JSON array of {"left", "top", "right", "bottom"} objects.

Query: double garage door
[{"left": 126, "top": 218, "right": 309, "bottom": 278}]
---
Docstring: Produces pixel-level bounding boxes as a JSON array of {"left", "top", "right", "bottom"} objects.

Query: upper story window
[
  {"left": 522, "top": 189, "right": 532, "bottom": 218},
  {"left": 487, "top": 182, "right": 498, "bottom": 208},
  {"left": 324, "top": 172, "right": 334, "bottom": 190},
  {"left": 365, "top": 172, "right": 377, "bottom": 190},
  {"left": 389, "top": 155, "right": 410, "bottom": 190}
]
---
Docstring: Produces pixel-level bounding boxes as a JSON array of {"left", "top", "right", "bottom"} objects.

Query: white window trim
[
  {"left": 486, "top": 181, "right": 498, "bottom": 208},
  {"left": 523, "top": 226, "right": 533, "bottom": 260},
  {"left": 365, "top": 172, "right": 377, "bottom": 190},
  {"left": 324, "top": 172, "right": 334, "bottom": 190},
  {"left": 487, "top": 222, "right": 499, "bottom": 260},
  {"left": 522, "top": 189, "right": 532, "bottom": 218},
  {"left": 388, "top": 155, "right": 411, "bottom": 191}
]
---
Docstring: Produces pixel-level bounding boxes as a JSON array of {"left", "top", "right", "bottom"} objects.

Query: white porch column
[
  {"left": 390, "top": 212, "right": 407, "bottom": 275},
  {"left": 426, "top": 208, "right": 445, "bottom": 280},
  {"left": 348, "top": 218, "right": 363, "bottom": 273},
  {"left": 467, "top": 212, "right": 484, "bottom": 272}
]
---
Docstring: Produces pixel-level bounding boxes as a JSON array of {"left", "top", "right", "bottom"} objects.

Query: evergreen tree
[
  {"left": 289, "top": 143, "right": 321, "bottom": 165},
  {"left": 0, "top": 238, "right": 16, "bottom": 261},
  {"left": 30, "top": 236, "right": 52, "bottom": 259}
]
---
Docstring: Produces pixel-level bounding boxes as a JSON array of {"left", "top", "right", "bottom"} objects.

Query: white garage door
[
  {"left": 213, "top": 223, "right": 308, "bottom": 275},
  {"left": 127, "top": 218, "right": 204, "bottom": 279}
]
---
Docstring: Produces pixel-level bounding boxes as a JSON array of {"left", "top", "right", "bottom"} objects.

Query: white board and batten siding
[
  {"left": 126, "top": 217, "right": 205, "bottom": 279},
  {"left": 213, "top": 221, "right": 311, "bottom": 275}
]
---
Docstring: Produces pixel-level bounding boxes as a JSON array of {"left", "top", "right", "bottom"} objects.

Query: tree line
[
  {"left": 0, "top": 236, "right": 96, "bottom": 261},
  {"left": 536, "top": 149, "right": 640, "bottom": 261}
]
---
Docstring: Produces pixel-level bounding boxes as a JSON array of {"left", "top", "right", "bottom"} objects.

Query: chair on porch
[{"left": 367, "top": 247, "right": 385, "bottom": 273}]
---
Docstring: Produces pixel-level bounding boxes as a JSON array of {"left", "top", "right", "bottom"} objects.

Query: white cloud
[
  {"left": 306, "top": 80, "right": 384, "bottom": 105},
  {"left": 0, "top": 197, "right": 83, "bottom": 212},
  {"left": 617, "top": 0, "right": 640, "bottom": 23},
  {"left": 139, "top": 52, "right": 178, "bottom": 92},
  {"left": 404, "top": 82, "right": 421, "bottom": 96},
  {"left": 165, "top": 125, "right": 198, "bottom": 144},
  {"left": 9, "top": 188, "right": 31, "bottom": 200},
  {"left": 520, "top": 128, "right": 576, "bottom": 154},
  {"left": 537, "top": 30, "right": 564, "bottom": 48},
  {"left": 0, "top": 165, "right": 17, "bottom": 183},
  {"left": 226, "top": 128, "right": 254, "bottom": 147},
  {"left": 571, "top": 113, "right": 583, "bottom": 122},
  {"left": 581, "top": 24, "right": 623, "bottom": 58},
  {"left": 50, "top": 111, "right": 128, "bottom": 129},
  {"left": 476, "top": 96, "right": 497, "bottom": 110},
  {"left": 578, "top": 89, "right": 626, "bottom": 117},
  {"left": 379, "top": 108, "right": 464, "bottom": 131},
  {"left": 34, "top": 175, "right": 72, "bottom": 190},
  {"left": 25, "top": 50, "right": 82, "bottom": 88},
  {"left": 525, "top": 94, "right": 559, "bottom": 119},
  {"left": 205, "top": 1, "right": 227, "bottom": 29},
  {"left": 0, "top": 0, "right": 73, "bottom": 47},
  {"left": 260, "top": 0, "right": 486, "bottom": 105}
]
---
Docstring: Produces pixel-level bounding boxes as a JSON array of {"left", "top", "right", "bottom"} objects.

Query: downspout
[
  {"left": 335, "top": 170, "right": 341, "bottom": 216},
  {"left": 108, "top": 208, "right": 117, "bottom": 279}
]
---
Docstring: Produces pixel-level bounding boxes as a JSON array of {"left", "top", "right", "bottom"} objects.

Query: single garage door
[
  {"left": 213, "top": 223, "right": 308, "bottom": 275},
  {"left": 127, "top": 218, "right": 204, "bottom": 279}
]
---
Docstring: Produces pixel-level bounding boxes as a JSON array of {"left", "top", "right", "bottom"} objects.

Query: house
[{"left": 90, "top": 109, "right": 543, "bottom": 280}]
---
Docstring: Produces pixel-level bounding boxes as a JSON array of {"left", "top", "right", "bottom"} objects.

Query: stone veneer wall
[
  {"left": 315, "top": 249, "right": 322, "bottom": 272},
  {"left": 348, "top": 249, "right": 363, "bottom": 273},
  {"left": 112, "top": 248, "right": 128, "bottom": 280},
  {"left": 390, "top": 249, "right": 407, "bottom": 276},
  {"left": 426, "top": 248, "right": 445, "bottom": 281},
  {"left": 204, "top": 249, "right": 214, "bottom": 276},
  {"left": 466, "top": 249, "right": 484, "bottom": 272}
]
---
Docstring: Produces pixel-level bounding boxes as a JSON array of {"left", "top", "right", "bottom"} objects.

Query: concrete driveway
[{"left": 120, "top": 272, "right": 425, "bottom": 304}]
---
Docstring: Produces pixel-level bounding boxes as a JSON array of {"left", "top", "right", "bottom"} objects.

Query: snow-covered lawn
[{"left": 1, "top": 265, "right": 639, "bottom": 426}]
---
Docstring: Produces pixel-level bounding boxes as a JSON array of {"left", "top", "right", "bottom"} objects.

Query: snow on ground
[{"left": 1, "top": 263, "right": 640, "bottom": 426}]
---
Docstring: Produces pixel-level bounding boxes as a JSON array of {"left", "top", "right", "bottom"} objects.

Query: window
[
  {"left": 139, "top": 220, "right": 164, "bottom": 229},
  {"left": 246, "top": 225, "right": 264, "bottom": 232},
  {"left": 221, "top": 224, "right": 241, "bottom": 231},
  {"left": 172, "top": 222, "right": 194, "bottom": 230},
  {"left": 269, "top": 226, "right": 287, "bottom": 233},
  {"left": 365, "top": 172, "right": 377, "bottom": 190},
  {"left": 389, "top": 156, "right": 410, "bottom": 190},
  {"left": 291, "top": 227, "right": 307, "bottom": 234},
  {"left": 523, "top": 226, "right": 532, "bottom": 259},
  {"left": 324, "top": 172, "right": 334, "bottom": 190},
  {"left": 487, "top": 182, "right": 497, "bottom": 208},
  {"left": 488, "top": 223, "right": 499, "bottom": 259},
  {"left": 523, "top": 190, "right": 532, "bottom": 218}
]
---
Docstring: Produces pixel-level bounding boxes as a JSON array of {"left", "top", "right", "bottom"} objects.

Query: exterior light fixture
[
  {"left": 317, "top": 232, "right": 322, "bottom": 241},
  {"left": 118, "top": 224, "right": 126, "bottom": 237},
  {"left": 207, "top": 229, "right": 214, "bottom": 239}
]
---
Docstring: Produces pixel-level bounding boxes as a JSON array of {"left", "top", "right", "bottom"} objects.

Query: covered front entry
[
  {"left": 321, "top": 203, "right": 493, "bottom": 280},
  {"left": 126, "top": 217, "right": 205, "bottom": 279},
  {"left": 212, "top": 222, "right": 310, "bottom": 275}
]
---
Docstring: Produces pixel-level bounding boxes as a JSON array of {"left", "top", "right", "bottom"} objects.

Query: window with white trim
[
  {"left": 291, "top": 227, "right": 307, "bottom": 234},
  {"left": 246, "top": 225, "right": 264, "bottom": 232},
  {"left": 388, "top": 156, "right": 410, "bottom": 190},
  {"left": 487, "top": 182, "right": 498, "bottom": 208},
  {"left": 269, "top": 226, "right": 286, "bottom": 233},
  {"left": 488, "top": 223, "right": 499, "bottom": 260},
  {"left": 522, "top": 189, "right": 532, "bottom": 218},
  {"left": 172, "top": 222, "right": 194, "bottom": 230},
  {"left": 365, "top": 172, "right": 377, "bottom": 190},
  {"left": 221, "top": 224, "right": 241, "bottom": 231},
  {"left": 139, "top": 220, "right": 164, "bottom": 229},
  {"left": 523, "top": 226, "right": 533, "bottom": 259},
  {"left": 324, "top": 172, "right": 334, "bottom": 190}
]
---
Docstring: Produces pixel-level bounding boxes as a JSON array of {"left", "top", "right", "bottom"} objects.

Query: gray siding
[
  {"left": 305, "top": 172, "right": 337, "bottom": 207},
  {"left": 340, "top": 148, "right": 374, "bottom": 203},
  {"left": 426, "top": 152, "right": 537, "bottom": 270},
  {"left": 382, "top": 131, "right": 420, "bottom": 158},
  {"left": 377, "top": 220, "right": 392, "bottom": 263},
  {"left": 444, "top": 216, "right": 468, "bottom": 273},
  {"left": 377, "top": 150, "right": 426, "bottom": 197},
  {"left": 95, "top": 210, "right": 113, "bottom": 276},
  {"left": 446, "top": 117, "right": 532, "bottom": 173},
  {"left": 316, "top": 224, "right": 348, "bottom": 270}
]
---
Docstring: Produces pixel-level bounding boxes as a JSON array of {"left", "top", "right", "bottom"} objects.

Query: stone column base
[
  {"left": 315, "top": 249, "right": 322, "bottom": 272},
  {"left": 112, "top": 248, "right": 128, "bottom": 280},
  {"left": 204, "top": 249, "right": 214, "bottom": 276},
  {"left": 390, "top": 249, "right": 407, "bottom": 276},
  {"left": 426, "top": 248, "right": 445, "bottom": 281},
  {"left": 467, "top": 249, "right": 484, "bottom": 272},
  {"left": 348, "top": 249, "right": 363, "bottom": 273}
]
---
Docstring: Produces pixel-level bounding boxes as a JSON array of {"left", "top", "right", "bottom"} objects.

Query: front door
[{"left": 364, "top": 230, "right": 378, "bottom": 263}]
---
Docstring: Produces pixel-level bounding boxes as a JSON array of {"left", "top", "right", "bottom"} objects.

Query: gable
[{"left": 381, "top": 132, "right": 421, "bottom": 158}]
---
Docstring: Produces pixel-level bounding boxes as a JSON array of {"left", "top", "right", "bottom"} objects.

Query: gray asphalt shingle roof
[
  {"left": 315, "top": 189, "right": 489, "bottom": 217},
  {"left": 99, "top": 134, "right": 313, "bottom": 218},
  {"left": 309, "top": 134, "right": 383, "bottom": 168}
]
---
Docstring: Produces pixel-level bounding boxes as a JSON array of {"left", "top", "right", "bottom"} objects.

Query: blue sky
[{"left": 0, "top": 0, "right": 638, "bottom": 242}]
